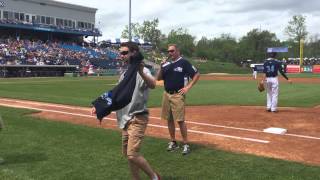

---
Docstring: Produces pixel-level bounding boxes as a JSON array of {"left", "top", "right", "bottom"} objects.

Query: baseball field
[{"left": 0, "top": 74, "right": 319, "bottom": 180}]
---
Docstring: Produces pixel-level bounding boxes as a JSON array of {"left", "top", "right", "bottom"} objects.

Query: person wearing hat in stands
[{"left": 261, "top": 52, "right": 292, "bottom": 113}]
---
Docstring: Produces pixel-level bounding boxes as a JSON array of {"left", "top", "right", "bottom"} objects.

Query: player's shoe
[
  {"left": 154, "top": 172, "right": 161, "bottom": 180},
  {"left": 167, "top": 141, "right": 179, "bottom": 151},
  {"left": 182, "top": 144, "right": 191, "bottom": 155}
]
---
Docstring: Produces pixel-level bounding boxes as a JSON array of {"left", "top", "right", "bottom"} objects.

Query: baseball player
[
  {"left": 252, "top": 65, "right": 258, "bottom": 79},
  {"left": 261, "top": 52, "right": 292, "bottom": 112}
]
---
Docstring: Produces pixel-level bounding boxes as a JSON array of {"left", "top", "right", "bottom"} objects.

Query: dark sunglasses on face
[
  {"left": 167, "top": 50, "right": 175, "bottom": 53},
  {"left": 120, "top": 51, "right": 129, "bottom": 55}
]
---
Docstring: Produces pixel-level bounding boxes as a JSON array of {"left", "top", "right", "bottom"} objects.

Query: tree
[
  {"left": 238, "top": 29, "right": 280, "bottom": 62},
  {"left": 305, "top": 34, "right": 320, "bottom": 57},
  {"left": 167, "top": 28, "right": 195, "bottom": 57},
  {"left": 285, "top": 15, "right": 308, "bottom": 42},
  {"left": 194, "top": 36, "right": 210, "bottom": 58},
  {"left": 139, "top": 19, "right": 161, "bottom": 47},
  {"left": 195, "top": 34, "right": 239, "bottom": 62},
  {"left": 121, "top": 22, "right": 141, "bottom": 39},
  {"left": 121, "top": 18, "right": 162, "bottom": 48}
]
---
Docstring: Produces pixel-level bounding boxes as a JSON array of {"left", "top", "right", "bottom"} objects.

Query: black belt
[
  {"left": 266, "top": 76, "right": 277, "bottom": 78},
  {"left": 166, "top": 90, "right": 179, "bottom": 94}
]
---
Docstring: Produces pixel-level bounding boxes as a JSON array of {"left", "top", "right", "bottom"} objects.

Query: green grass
[
  {"left": 182, "top": 79, "right": 320, "bottom": 107},
  {"left": 0, "top": 77, "right": 118, "bottom": 107},
  {"left": 0, "top": 76, "right": 319, "bottom": 108},
  {"left": 0, "top": 107, "right": 319, "bottom": 180},
  {"left": 190, "top": 60, "right": 251, "bottom": 74}
]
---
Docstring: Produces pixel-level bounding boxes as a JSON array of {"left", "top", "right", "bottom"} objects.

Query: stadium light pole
[{"left": 128, "top": 0, "right": 132, "bottom": 42}]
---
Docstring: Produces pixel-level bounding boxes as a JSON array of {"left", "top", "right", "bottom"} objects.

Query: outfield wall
[
  {"left": 253, "top": 64, "right": 320, "bottom": 74},
  {"left": 0, "top": 65, "right": 78, "bottom": 77}
]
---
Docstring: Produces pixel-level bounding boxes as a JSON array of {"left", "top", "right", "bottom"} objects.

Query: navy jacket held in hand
[{"left": 92, "top": 52, "right": 143, "bottom": 122}]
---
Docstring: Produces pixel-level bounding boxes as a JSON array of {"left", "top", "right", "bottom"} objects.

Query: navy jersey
[
  {"left": 161, "top": 57, "right": 198, "bottom": 92},
  {"left": 263, "top": 59, "right": 288, "bottom": 80}
]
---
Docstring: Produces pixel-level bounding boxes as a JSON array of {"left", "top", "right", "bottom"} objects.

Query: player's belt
[{"left": 166, "top": 90, "right": 179, "bottom": 94}]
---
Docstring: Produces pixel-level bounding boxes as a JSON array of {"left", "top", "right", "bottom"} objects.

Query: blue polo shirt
[{"left": 161, "top": 57, "right": 198, "bottom": 92}]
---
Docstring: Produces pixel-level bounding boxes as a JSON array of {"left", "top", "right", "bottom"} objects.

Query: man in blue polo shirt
[
  {"left": 261, "top": 52, "right": 292, "bottom": 112},
  {"left": 156, "top": 44, "right": 200, "bottom": 155}
]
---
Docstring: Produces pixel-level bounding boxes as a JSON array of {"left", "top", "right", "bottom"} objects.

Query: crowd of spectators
[
  {"left": 0, "top": 37, "right": 120, "bottom": 70},
  {"left": 286, "top": 57, "right": 320, "bottom": 65}
]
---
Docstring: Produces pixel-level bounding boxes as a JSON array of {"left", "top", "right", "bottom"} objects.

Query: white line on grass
[
  {"left": 0, "top": 103, "right": 270, "bottom": 144},
  {"left": 149, "top": 115, "right": 320, "bottom": 140},
  {"left": 0, "top": 98, "right": 88, "bottom": 110},
  {"left": 1, "top": 99, "right": 319, "bottom": 140}
]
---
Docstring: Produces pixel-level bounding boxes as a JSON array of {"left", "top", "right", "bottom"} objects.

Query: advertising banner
[
  {"left": 313, "top": 65, "right": 320, "bottom": 74},
  {"left": 301, "top": 66, "right": 313, "bottom": 73},
  {"left": 286, "top": 65, "right": 300, "bottom": 73}
]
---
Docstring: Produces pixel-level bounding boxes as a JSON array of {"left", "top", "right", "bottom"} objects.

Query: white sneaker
[
  {"left": 182, "top": 144, "right": 190, "bottom": 155},
  {"left": 167, "top": 141, "right": 179, "bottom": 151}
]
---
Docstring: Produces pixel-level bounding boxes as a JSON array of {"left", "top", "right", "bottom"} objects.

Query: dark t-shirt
[
  {"left": 161, "top": 57, "right": 198, "bottom": 92},
  {"left": 263, "top": 59, "right": 282, "bottom": 77},
  {"left": 263, "top": 59, "right": 288, "bottom": 80}
]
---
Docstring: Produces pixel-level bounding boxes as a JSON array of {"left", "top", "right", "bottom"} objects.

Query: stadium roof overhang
[
  {"left": 0, "top": 23, "right": 102, "bottom": 37},
  {"left": 23, "top": 0, "right": 97, "bottom": 13}
]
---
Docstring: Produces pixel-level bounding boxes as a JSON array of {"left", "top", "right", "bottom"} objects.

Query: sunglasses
[
  {"left": 120, "top": 51, "right": 129, "bottom": 55},
  {"left": 167, "top": 50, "right": 175, "bottom": 53}
]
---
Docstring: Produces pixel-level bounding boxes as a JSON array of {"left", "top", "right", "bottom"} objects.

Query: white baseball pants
[{"left": 266, "top": 77, "right": 279, "bottom": 111}]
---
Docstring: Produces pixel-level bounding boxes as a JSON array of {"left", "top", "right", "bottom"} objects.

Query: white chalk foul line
[
  {"left": 285, "top": 133, "right": 320, "bottom": 140},
  {"left": 0, "top": 99, "right": 87, "bottom": 110},
  {"left": 145, "top": 124, "right": 269, "bottom": 143},
  {"left": 1, "top": 99, "right": 320, "bottom": 141},
  {"left": 149, "top": 116, "right": 320, "bottom": 140},
  {"left": 0, "top": 103, "right": 269, "bottom": 144},
  {"left": 150, "top": 115, "right": 262, "bottom": 133}
]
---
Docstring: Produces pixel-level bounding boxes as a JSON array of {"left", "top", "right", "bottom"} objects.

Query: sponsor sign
[
  {"left": 313, "top": 65, "right": 320, "bottom": 74},
  {"left": 286, "top": 65, "right": 300, "bottom": 73},
  {"left": 301, "top": 65, "right": 313, "bottom": 73}
]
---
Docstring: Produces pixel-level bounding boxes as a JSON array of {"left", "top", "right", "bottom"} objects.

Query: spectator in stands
[
  {"left": 282, "top": 58, "right": 287, "bottom": 73},
  {"left": 156, "top": 44, "right": 200, "bottom": 155}
]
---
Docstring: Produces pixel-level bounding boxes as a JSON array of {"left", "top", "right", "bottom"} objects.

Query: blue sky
[{"left": 55, "top": 0, "right": 320, "bottom": 41}]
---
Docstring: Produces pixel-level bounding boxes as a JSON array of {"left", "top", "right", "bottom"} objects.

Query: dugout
[{"left": 0, "top": 65, "right": 78, "bottom": 77}]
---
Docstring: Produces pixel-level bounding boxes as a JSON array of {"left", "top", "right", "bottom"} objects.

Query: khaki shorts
[
  {"left": 122, "top": 114, "right": 148, "bottom": 157},
  {"left": 161, "top": 91, "right": 185, "bottom": 122}
]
